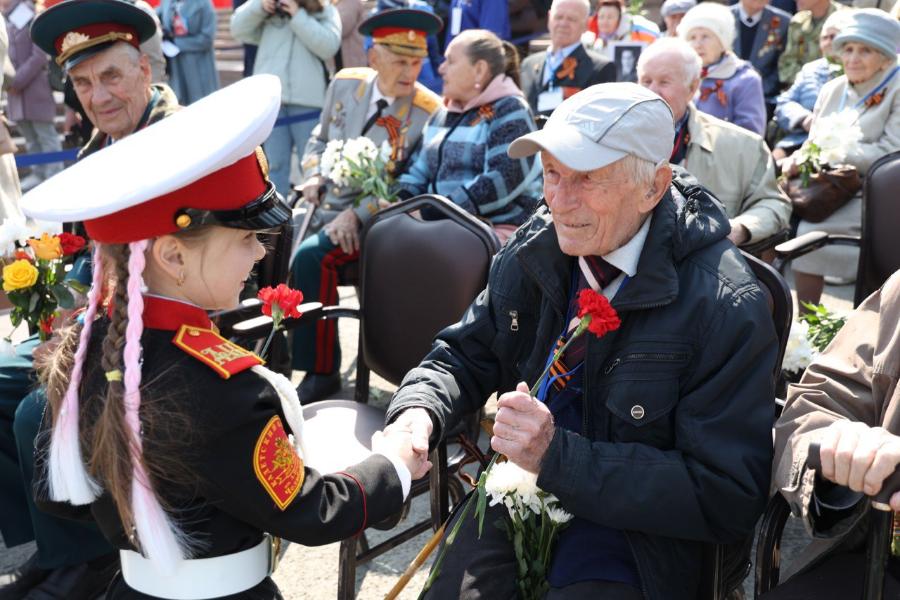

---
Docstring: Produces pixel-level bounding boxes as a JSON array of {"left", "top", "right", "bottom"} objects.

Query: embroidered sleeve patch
[
  {"left": 172, "top": 325, "right": 263, "bottom": 379},
  {"left": 253, "top": 416, "right": 304, "bottom": 510}
]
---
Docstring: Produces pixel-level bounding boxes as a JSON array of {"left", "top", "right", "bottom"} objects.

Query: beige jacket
[
  {"left": 772, "top": 271, "right": 900, "bottom": 577},
  {"left": 811, "top": 59, "right": 900, "bottom": 176},
  {"left": 681, "top": 104, "right": 792, "bottom": 243}
]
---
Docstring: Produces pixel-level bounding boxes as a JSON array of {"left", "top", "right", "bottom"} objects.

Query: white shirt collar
[
  {"left": 576, "top": 214, "right": 652, "bottom": 302},
  {"left": 368, "top": 83, "right": 396, "bottom": 119},
  {"left": 549, "top": 40, "right": 582, "bottom": 61},
  {"left": 738, "top": 5, "right": 763, "bottom": 26}
]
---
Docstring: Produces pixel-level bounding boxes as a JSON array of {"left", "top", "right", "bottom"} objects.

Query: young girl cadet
[{"left": 23, "top": 75, "right": 428, "bottom": 599}]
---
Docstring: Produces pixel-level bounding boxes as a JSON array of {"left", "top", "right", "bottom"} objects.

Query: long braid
[
  {"left": 47, "top": 244, "right": 105, "bottom": 504},
  {"left": 122, "top": 240, "right": 194, "bottom": 573}
]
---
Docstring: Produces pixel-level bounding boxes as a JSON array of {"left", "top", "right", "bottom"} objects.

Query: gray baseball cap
[{"left": 508, "top": 83, "right": 675, "bottom": 172}]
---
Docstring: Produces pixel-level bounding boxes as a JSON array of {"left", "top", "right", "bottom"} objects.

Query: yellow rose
[
  {"left": 2, "top": 259, "right": 39, "bottom": 292},
  {"left": 27, "top": 233, "right": 62, "bottom": 260}
]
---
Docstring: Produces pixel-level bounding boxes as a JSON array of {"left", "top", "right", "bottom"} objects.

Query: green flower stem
[
  {"left": 259, "top": 310, "right": 283, "bottom": 358},
  {"left": 529, "top": 318, "right": 588, "bottom": 397}
]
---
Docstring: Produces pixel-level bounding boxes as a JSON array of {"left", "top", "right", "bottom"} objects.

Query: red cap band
[{"left": 84, "top": 153, "right": 268, "bottom": 243}]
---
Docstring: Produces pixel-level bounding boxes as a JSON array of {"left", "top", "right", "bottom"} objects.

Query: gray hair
[
  {"left": 612, "top": 154, "right": 659, "bottom": 189},
  {"left": 822, "top": 9, "right": 853, "bottom": 34},
  {"left": 637, "top": 37, "right": 702, "bottom": 88},
  {"left": 550, "top": 0, "right": 591, "bottom": 17}
]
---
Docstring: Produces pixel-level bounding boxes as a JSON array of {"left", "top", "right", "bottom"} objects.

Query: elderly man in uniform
[
  {"left": 778, "top": 0, "right": 844, "bottom": 86},
  {"left": 0, "top": 1, "right": 180, "bottom": 597},
  {"left": 731, "top": 0, "right": 792, "bottom": 116},
  {"left": 386, "top": 83, "right": 777, "bottom": 599},
  {"left": 290, "top": 8, "right": 443, "bottom": 404},
  {"left": 638, "top": 37, "right": 791, "bottom": 248},
  {"left": 520, "top": 0, "right": 615, "bottom": 119}
]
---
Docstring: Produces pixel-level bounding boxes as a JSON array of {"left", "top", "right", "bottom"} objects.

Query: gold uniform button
[
  {"left": 630, "top": 405, "right": 645, "bottom": 420},
  {"left": 175, "top": 214, "right": 192, "bottom": 229},
  {"left": 188, "top": 329, "right": 201, "bottom": 337}
]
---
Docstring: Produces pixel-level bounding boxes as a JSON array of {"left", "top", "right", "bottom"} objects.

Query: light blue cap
[{"left": 833, "top": 8, "right": 900, "bottom": 59}]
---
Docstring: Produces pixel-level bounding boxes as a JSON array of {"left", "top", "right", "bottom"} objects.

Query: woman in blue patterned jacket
[{"left": 395, "top": 28, "right": 543, "bottom": 243}]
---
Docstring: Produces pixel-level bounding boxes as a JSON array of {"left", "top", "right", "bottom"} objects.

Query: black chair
[
  {"left": 697, "top": 251, "right": 793, "bottom": 599},
  {"left": 774, "top": 150, "right": 900, "bottom": 307},
  {"left": 228, "top": 194, "right": 499, "bottom": 599}
]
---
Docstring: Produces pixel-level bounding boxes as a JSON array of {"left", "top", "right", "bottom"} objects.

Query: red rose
[
  {"left": 57, "top": 232, "right": 86, "bottom": 256},
  {"left": 576, "top": 288, "right": 621, "bottom": 338},
  {"left": 258, "top": 284, "right": 304, "bottom": 320}
]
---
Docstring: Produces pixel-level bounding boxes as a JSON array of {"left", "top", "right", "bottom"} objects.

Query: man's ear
[
  {"left": 641, "top": 163, "right": 673, "bottom": 212},
  {"left": 148, "top": 234, "right": 185, "bottom": 282},
  {"left": 367, "top": 46, "right": 380, "bottom": 70},
  {"left": 688, "top": 76, "right": 701, "bottom": 98}
]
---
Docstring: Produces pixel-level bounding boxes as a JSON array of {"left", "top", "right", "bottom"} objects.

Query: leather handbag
[
  {"left": 784, "top": 165, "right": 862, "bottom": 223},
  {"left": 0, "top": 114, "right": 16, "bottom": 156}
]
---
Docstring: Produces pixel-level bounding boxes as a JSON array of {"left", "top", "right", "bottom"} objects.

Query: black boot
[
  {"left": 0, "top": 555, "right": 51, "bottom": 600},
  {"left": 296, "top": 371, "right": 341, "bottom": 404}
]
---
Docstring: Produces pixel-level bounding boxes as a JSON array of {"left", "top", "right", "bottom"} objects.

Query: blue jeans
[{"left": 263, "top": 103, "right": 319, "bottom": 198}]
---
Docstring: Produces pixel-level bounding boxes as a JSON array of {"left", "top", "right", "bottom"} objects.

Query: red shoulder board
[
  {"left": 254, "top": 416, "right": 304, "bottom": 510},
  {"left": 171, "top": 325, "right": 263, "bottom": 379}
]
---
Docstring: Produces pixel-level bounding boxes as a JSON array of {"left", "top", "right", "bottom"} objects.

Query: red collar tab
[
  {"left": 172, "top": 325, "right": 264, "bottom": 379},
  {"left": 142, "top": 295, "right": 212, "bottom": 331},
  {"left": 84, "top": 151, "right": 268, "bottom": 244}
]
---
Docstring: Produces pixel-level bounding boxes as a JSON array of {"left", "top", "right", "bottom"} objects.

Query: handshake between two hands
[{"left": 371, "top": 382, "right": 557, "bottom": 481}]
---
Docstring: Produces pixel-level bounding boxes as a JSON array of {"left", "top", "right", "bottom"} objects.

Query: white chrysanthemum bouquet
[
  {"left": 484, "top": 460, "right": 573, "bottom": 600},
  {"left": 782, "top": 319, "right": 818, "bottom": 375},
  {"left": 796, "top": 110, "right": 863, "bottom": 186},
  {"left": 318, "top": 137, "right": 397, "bottom": 205}
]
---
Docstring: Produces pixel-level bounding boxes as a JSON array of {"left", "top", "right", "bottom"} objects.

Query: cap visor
[{"left": 508, "top": 124, "right": 627, "bottom": 172}]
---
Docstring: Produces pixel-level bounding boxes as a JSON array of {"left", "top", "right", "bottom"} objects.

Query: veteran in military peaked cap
[{"left": 31, "top": 0, "right": 157, "bottom": 70}]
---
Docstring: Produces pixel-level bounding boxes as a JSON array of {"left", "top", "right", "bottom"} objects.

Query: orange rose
[{"left": 27, "top": 233, "right": 62, "bottom": 260}]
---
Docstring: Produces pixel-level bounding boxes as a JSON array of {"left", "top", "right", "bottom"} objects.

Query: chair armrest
[
  {"left": 754, "top": 493, "right": 792, "bottom": 597},
  {"left": 212, "top": 299, "right": 264, "bottom": 333},
  {"left": 775, "top": 231, "right": 860, "bottom": 262},
  {"left": 741, "top": 228, "right": 791, "bottom": 257},
  {"left": 230, "top": 302, "right": 324, "bottom": 339}
]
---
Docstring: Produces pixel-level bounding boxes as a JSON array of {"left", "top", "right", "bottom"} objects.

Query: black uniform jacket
[
  {"left": 520, "top": 44, "right": 616, "bottom": 117},
  {"left": 34, "top": 296, "right": 403, "bottom": 599}
]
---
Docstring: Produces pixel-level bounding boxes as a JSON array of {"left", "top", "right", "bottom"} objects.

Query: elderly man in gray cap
[
  {"left": 386, "top": 82, "right": 777, "bottom": 599},
  {"left": 661, "top": 0, "right": 696, "bottom": 36}
]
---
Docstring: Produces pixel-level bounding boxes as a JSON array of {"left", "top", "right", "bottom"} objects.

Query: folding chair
[{"left": 701, "top": 251, "right": 793, "bottom": 599}]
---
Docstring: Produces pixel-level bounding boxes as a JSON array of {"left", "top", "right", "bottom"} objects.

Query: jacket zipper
[
  {"left": 604, "top": 352, "right": 689, "bottom": 375},
  {"left": 624, "top": 533, "right": 651, "bottom": 599},
  {"left": 508, "top": 310, "right": 519, "bottom": 331}
]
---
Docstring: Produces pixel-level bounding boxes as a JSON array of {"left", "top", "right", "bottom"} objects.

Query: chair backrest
[
  {"left": 358, "top": 195, "right": 501, "bottom": 386},
  {"left": 857, "top": 150, "right": 900, "bottom": 306},
  {"left": 741, "top": 251, "right": 793, "bottom": 380},
  {"left": 701, "top": 252, "right": 792, "bottom": 600}
]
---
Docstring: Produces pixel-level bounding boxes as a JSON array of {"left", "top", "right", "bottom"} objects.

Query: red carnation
[
  {"left": 576, "top": 288, "right": 621, "bottom": 338},
  {"left": 14, "top": 249, "right": 31, "bottom": 262},
  {"left": 39, "top": 314, "right": 55, "bottom": 335},
  {"left": 57, "top": 232, "right": 86, "bottom": 256},
  {"left": 258, "top": 284, "right": 304, "bottom": 321}
]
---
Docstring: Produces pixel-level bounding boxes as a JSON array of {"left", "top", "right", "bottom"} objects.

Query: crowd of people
[{"left": 0, "top": 0, "right": 898, "bottom": 598}]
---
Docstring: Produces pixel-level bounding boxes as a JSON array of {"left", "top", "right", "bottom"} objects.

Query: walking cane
[
  {"left": 384, "top": 523, "right": 446, "bottom": 600},
  {"left": 292, "top": 182, "right": 326, "bottom": 244},
  {"left": 808, "top": 442, "right": 900, "bottom": 600}
]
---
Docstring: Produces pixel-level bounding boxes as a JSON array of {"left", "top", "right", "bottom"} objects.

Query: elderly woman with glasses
[{"left": 783, "top": 9, "right": 900, "bottom": 308}]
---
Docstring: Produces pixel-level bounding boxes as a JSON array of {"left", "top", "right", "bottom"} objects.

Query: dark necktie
[
  {"left": 362, "top": 98, "right": 389, "bottom": 136},
  {"left": 550, "top": 257, "right": 621, "bottom": 389}
]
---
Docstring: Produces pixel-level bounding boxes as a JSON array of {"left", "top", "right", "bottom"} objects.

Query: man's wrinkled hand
[
  {"left": 324, "top": 209, "right": 361, "bottom": 254},
  {"left": 817, "top": 420, "right": 900, "bottom": 511},
  {"left": 300, "top": 175, "right": 326, "bottom": 206},
  {"left": 491, "top": 382, "right": 555, "bottom": 474}
]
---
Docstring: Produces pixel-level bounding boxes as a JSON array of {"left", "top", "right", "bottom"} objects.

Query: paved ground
[{"left": 0, "top": 275, "right": 856, "bottom": 598}]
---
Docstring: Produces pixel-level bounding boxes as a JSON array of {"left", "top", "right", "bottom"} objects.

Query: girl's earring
[{"left": 176, "top": 271, "right": 186, "bottom": 287}]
